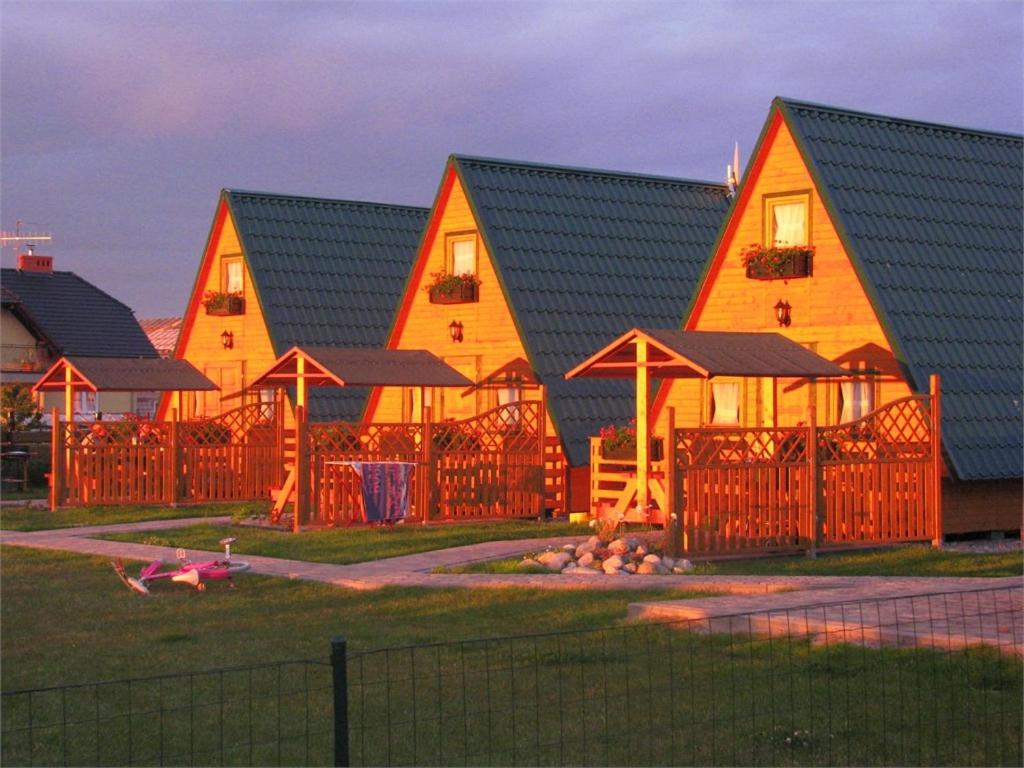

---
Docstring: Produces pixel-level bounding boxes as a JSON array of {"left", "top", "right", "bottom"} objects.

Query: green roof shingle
[
  {"left": 453, "top": 156, "right": 731, "bottom": 465},
  {"left": 778, "top": 98, "right": 1023, "bottom": 480}
]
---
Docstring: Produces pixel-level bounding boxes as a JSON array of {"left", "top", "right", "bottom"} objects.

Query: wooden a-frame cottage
[
  {"left": 652, "top": 97, "right": 1022, "bottom": 535},
  {"left": 163, "top": 190, "right": 428, "bottom": 423},
  {"left": 364, "top": 155, "right": 731, "bottom": 513}
]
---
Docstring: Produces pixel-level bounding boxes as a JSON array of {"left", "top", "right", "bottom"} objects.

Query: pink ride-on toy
[{"left": 112, "top": 537, "right": 251, "bottom": 595}]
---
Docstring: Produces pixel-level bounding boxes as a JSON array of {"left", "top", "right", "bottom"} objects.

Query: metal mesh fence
[
  {"left": 347, "top": 586, "right": 1022, "bottom": 767},
  {"left": 2, "top": 660, "right": 332, "bottom": 767}
]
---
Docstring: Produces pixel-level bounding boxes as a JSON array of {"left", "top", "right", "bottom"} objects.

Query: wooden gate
[
  {"left": 669, "top": 387, "right": 941, "bottom": 556},
  {"left": 306, "top": 402, "right": 546, "bottom": 525},
  {"left": 51, "top": 403, "right": 283, "bottom": 508}
]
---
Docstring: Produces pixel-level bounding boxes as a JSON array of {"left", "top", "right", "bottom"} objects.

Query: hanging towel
[{"left": 348, "top": 462, "right": 415, "bottom": 522}]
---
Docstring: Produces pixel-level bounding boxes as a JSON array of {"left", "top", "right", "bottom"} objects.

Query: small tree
[{"left": 1, "top": 384, "right": 43, "bottom": 445}]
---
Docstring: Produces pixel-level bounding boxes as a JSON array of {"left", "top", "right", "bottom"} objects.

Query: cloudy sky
[{"left": 2, "top": 1, "right": 1022, "bottom": 317}]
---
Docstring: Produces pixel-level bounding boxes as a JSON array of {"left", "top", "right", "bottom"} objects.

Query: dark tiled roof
[
  {"left": 0, "top": 269, "right": 157, "bottom": 358},
  {"left": 35, "top": 357, "right": 215, "bottom": 392},
  {"left": 453, "top": 156, "right": 731, "bottom": 465},
  {"left": 778, "top": 98, "right": 1023, "bottom": 480},
  {"left": 224, "top": 191, "right": 429, "bottom": 421}
]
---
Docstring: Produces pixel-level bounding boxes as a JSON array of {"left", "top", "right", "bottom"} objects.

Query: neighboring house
[
  {"left": 365, "top": 155, "right": 731, "bottom": 511},
  {"left": 166, "top": 190, "right": 429, "bottom": 421},
  {"left": 1, "top": 251, "right": 158, "bottom": 418},
  {"left": 652, "top": 97, "right": 1023, "bottom": 534},
  {"left": 140, "top": 317, "right": 182, "bottom": 358}
]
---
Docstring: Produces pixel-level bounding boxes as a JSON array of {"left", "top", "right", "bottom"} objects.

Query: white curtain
[
  {"left": 773, "top": 202, "right": 806, "bottom": 245},
  {"left": 497, "top": 386, "right": 520, "bottom": 425},
  {"left": 451, "top": 240, "right": 476, "bottom": 275},
  {"left": 226, "top": 261, "right": 243, "bottom": 293},
  {"left": 711, "top": 382, "right": 740, "bottom": 425},
  {"left": 840, "top": 380, "right": 874, "bottom": 423}
]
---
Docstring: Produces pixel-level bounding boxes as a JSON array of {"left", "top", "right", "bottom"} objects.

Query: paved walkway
[{"left": 2, "top": 516, "right": 1021, "bottom": 653}]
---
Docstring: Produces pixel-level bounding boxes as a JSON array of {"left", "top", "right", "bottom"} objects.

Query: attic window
[
  {"left": 222, "top": 257, "right": 244, "bottom": 295},
  {"left": 447, "top": 234, "right": 477, "bottom": 276},
  {"left": 764, "top": 193, "right": 810, "bottom": 246}
]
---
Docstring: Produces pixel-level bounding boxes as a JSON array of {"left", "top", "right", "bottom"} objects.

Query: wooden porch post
[
  {"left": 167, "top": 408, "right": 180, "bottom": 506},
  {"left": 296, "top": 355, "right": 307, "bottom": 411},
  {"left": 294, "top": 404, "right": 308, "bottom": 533},
  {"left": 63, "top": 366, "right": 74, "bottom": 475},
  {"left": 49, "top": 408, "right": 62, "bottom": 511},
  {"left": 537, "top": 384, "right": 547, "bottom": 517},
  {"left": 636, "top": 338, "right": 649, "bottom": 517},
  {"left": 930, "top": 374, "right": 943, "bottom": 548}
]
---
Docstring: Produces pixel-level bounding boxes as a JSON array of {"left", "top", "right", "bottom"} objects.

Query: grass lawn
[
  {"left": 0, "top": 486, "right": 48, "bottom": 501},
  {"left": 2, "top": 546, "right": 1020, "bottom": 767},
  {"left": 440, "top": 543, "right": 1023, "bottom": 578},
  {"left": 0, "top": 545, "right": 709, "bottom": 690},
  {"left": 0, "top": 500, "right": 265, "bottom": 532},
  {"left": 100, "top": 520, "right": 590, "bottom": 565}
]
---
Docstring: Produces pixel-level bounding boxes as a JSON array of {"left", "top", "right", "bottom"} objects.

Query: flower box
[
  {"left": 428, "top": 282, "right": 479, "bottom": 304},
  {"left": 204, "top": 295, "right": 245, "bottom": 316},
  {"left": 602, "top": 438, "right": 664, "bottom": 462},
  {"left": 742, "top": 245, "right": 814, "bottom": 281}
]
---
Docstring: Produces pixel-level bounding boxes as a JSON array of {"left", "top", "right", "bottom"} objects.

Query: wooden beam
[
  {"left": 636, "top": 338, "right": 649, "bottom": 517},
  {"left": 930, "top": 374, "right": 943, "bottom": 548},
  {"left": 296, "top": 355, "right": 306, "bottom": 410}
]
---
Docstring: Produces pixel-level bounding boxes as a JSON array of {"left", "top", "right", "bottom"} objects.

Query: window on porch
[
  {"left": 710, "top": 381, "right": 741, "bottom": 426},
  {"left": 839, "top": 379, "right": 875, "bottom": 423}
]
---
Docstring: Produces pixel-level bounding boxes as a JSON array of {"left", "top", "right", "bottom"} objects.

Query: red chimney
[{"left": 17, "top": 247, "right": 53, "bottom": 274}]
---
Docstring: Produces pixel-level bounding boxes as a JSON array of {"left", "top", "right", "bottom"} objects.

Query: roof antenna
[{"left": 727, "top": 142, "right": 741, "bottom": 196}]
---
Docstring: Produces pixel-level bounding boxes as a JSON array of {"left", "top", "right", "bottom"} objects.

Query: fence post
[
  {"left": 665, "top": 406, "right": 682, "bottom": 558},
  {"left": 806, "top": 404, "right": 820, "bottom": 557},
  {"left": 330, "top": 636, "right": 350, "bottom": 768},
  {"left": 49, "top": 408, "right": 62, "bottom": 511},
  {"left": 167, "top": 408, "right": 180, "bottom": 506},
  {"left": 537, "top": 387, "right": 547, "bottom": 517},
  {"left": 421, "top": 407, "right": 433, "bottom": 524},
  {"left": 930, "top": 374, "right": 943, "bottom": 548},
  {"left": 294, "top": 405, "right": 308, "bottom": 533}
]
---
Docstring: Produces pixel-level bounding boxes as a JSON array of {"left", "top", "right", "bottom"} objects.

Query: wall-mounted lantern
[
  {"left": 448, "top": 320, "right": 464, "bottom": 343},
  {"left": 221, "top": 330, "right": 234, "bottom": 350},
  {"left": 774, "top": 299, "right": 792, "bottom": 327}
]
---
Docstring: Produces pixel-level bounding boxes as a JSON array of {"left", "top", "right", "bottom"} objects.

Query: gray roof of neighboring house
[
  {"left": 452, "top": 156, "right": 731, "bottom": 465},
  {"left": 223, "top": 190, "right": 429, "bottom": 422},
  {"left": 140, "top": 317, "right": 182, "bottom": 358},
  {"left": 0, "top": 268, "right": 157, "bottom": 358},
  {"left": 776, "top": 98, "right": 1023, "bottom": 480}
]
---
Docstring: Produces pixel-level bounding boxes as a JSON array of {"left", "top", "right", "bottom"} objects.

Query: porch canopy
[
  {"left": 565, "top": 328, "right": 848, "bottom": 515},
  {"left": 247, "top": 345, "right": 473, "bottom": 411},
  {"left": 32, "top": 356, "right": 216, "bottom": 421}
]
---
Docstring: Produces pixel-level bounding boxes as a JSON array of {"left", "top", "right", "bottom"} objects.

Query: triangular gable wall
[{"left": 653, "top": 108, "right": 912, "bottom": 433}]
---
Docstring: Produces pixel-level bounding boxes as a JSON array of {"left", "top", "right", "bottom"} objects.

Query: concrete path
[{"left": 3, "top": 516, "right": 1021, "bottom": 653}]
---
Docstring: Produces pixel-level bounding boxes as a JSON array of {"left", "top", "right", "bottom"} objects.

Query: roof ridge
[
  {"left": 451, "top": 154, "right": 729, "bottom": 191},
  {"left": 224, "top": 189, "right": 429, "bottom": 213},
  {"left": 776, "top": 96, "right": 1023, "bottom": 142}
]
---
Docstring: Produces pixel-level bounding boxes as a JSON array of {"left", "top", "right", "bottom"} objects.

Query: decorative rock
[
  {"left": 624, "top": 563, "right": 639, "bottom": 574},
  {"left": 575, "top": 538, "right": 598, "bottom": 558},
  {"left": 577, "top": 552, "right": 595, "bottom": 568},
  {"left": 642, "top": 554, "right": 661, "bottom": 564},
  {"left": 608, "top": 538, "right": 630, "bottom": 555},
  {"left": 602, "top": 555, "right": 624, "bottom": 573},
  {"left": 626, "top": 537, "right": 641, "bottom": 550},
  {"left": 678, "top": 559, "right": 694, "bottom": 571},
  {"left": 661, "top": 557, "right": 675, "bottom": 569},
  {"left": 636, "top": 562, "right": 656, "bottom": 575},
  {"left": 635, "top": 544, "right": 648, "bottom": 557},
  {"left": 538, "top": 551, "right": 571, "bottom": 572},
  {"left": 561, "top": 543, "right": 577, "bottom": 553},
  {"left": 654, "top": 561, "right": 670, "bottom": 575},
  {"left": 561, "top": 563, "right": 577, "bottom": 573},
  {"left": 517, "top": 559, "right": 543, "bottom": 572}
]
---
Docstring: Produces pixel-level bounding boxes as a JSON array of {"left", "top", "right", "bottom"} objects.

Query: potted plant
[
  {"left": 426, "top": 272, "right": 481, "bottom": 304},
  {"left": 203, "top": 290, "right": 245, "bottom": 316},
  {"left": 599, "top": 419, "right": 663, "bottom": 461},
  {"left": 741, "top": 243, "right": 814, "bottom": 280}
]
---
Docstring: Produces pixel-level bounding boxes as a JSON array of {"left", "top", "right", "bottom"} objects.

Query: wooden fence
[
  {"left": 49, "top": 403, "right": 284, "bottom": 508},
  {"left": 304, "top": 401, "right": 547, "bottom": 525},
  {"left": 591, "top": 377, "right": 942, "bottom": 555}
]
